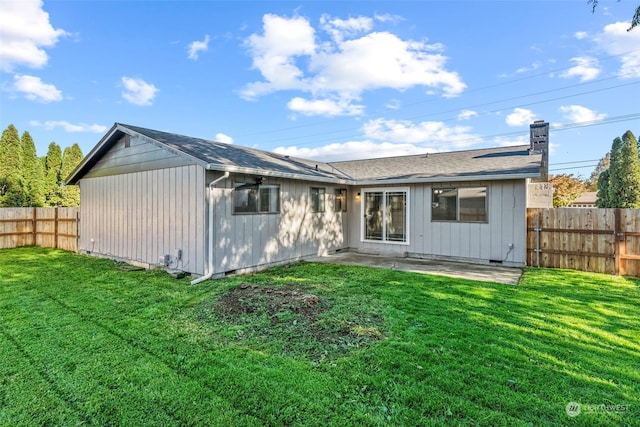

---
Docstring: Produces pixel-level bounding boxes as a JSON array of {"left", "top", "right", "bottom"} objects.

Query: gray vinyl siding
[
  {"left": 210, "top": 173, "right": 348, "bottom": 275},
  {"left": 347, "top": 180, "right": 527, "bottom": 266},
  {"left": 79, "top": 165, "right": 206, "bottom": 274},
  {"left": 84, "top": 134, "right": 194, "bottom": 178}
]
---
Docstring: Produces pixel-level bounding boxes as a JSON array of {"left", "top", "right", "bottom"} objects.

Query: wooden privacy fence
[
  {"left": 0, "top": 207, "right": 80, "bottom": 252},
  {"left": 527, "top": 208, "right": 640, "bottom": 277}
]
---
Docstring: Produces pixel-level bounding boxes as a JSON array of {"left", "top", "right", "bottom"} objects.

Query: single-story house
[
  {"left": 67, "top": 122, "right": 550, "bottom": 283},
  {"left": 568, "top": 191, "right": 597, "bottom": 208}
]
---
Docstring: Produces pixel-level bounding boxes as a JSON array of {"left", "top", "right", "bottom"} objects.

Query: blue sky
[{"left": 1, "top": 0, "right": 639, "bottom": 179}]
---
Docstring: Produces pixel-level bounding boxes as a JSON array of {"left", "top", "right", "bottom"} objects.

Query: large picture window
[
  {"left": 233, "top": 183, "right": 280, "bottom": 214},
  {"left": 362, "top": 188, "right": 408, "bottom": 244},
  {"left": 432, "top": 187, "right": 487, "bottom": 222}
]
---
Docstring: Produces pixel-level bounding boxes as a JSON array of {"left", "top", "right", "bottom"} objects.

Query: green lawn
[{"left": 0, "top": 247, "right": 638, "bottom": 426}]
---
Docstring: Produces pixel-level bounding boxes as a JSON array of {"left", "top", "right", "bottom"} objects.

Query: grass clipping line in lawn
[
  {"left": 198, "top": 282, "right": 385, "bottom": 363},
  {"left": 0, "top": 248, "right": 638, "bottom": 426}
]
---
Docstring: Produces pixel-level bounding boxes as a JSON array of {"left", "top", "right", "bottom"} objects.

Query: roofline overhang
[
  {"left": 205, "top": 163, "right": 354, "bottom": 185},
  {"left": 352, "top": 172, "right": 540, "bottom": 186},
  {"left": 65, "top": 123, "right": 121, "bottom": 185},
  {"left": 205, "top": 163, "right": 539, "bottom": 186},
  {"left": 66, "top": 123, "right": 210, "bottom": 185}
]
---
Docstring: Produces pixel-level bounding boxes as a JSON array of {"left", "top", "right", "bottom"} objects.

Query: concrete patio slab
[{"left": 307, "top": 252, "right": 523, "bottom": 285}]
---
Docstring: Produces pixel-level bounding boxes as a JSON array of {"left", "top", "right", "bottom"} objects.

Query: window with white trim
[
  {"left": 362, "top": 188, "right": 409, "bottom": 244},
  {"left": 233, "top": 183, "right": 280, "bottom": 214},
  {"left": 431, "top": 187, "right": 487, "bottom": 222}
]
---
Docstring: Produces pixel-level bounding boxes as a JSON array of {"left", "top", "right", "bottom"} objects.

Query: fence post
[
  {"left": 614, "top": 208, "right": 624, "bottom": 276},
  {"left": 32, "top": 207, "right": 37, "bottom": 246},
  {"left": 54, "top": 207, "right": 59, "bottom": 249},
  {"left": 535, "top": 212, "right": 540, "bottom": 268},
  {"left": 75, "top": 210, "right": 80, "bottom": 253}
]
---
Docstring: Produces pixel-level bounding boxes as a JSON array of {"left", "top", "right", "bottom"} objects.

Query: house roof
[
  {"left": 569, "top": 191, "right": 597, "bottom": 205},
  {"left": 67, "top": 123, "right": 544, "bottom": 185},
  {"left": 332, "top": 145, "right": 542, "bottom": 184}
]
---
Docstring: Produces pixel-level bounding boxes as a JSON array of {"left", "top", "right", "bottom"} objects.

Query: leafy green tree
[
  {"left": 60, "top": 143, "right": 84, "bottom": 207},
  {"left": 602, "top": 130, "right": 640, "bottom": 208},
  {"left": 0, "top": 125, "right": 26, "bottom": 207},
  {"left": 44, "top": 142, "right": 63, "bottom": 206},
  {"left": 21, "top": 131, "right": 46, "bottom": 207},
  {"left": 550, "top": 174, "right": 586, "bottom": 207}
]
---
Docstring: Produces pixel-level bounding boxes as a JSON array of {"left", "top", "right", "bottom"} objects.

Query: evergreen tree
[
  {"left": 0, "top": 125, "right": 26, "bottom": 207},
  {"left": 595, "top": 169, "right": 611, "bottom": 208},
  {"left": 60, "top": 143, "right": 84, "bottom": 207},
  {"left": 21, "top": 131, "right": 46, "bottom": 207},
  {"left": 586, "top": 151, "right": 610, "bottom": 191},
  {"left": 602, "top": 130, "right": 640, "bottom": 208},
  {"left": 44, "top": 142, "right": 63, "bottom": 206}
]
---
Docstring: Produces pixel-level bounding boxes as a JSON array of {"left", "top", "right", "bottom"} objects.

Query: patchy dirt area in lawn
[{"left": 200, "top": 283, "right": 385, "bottom": 361}]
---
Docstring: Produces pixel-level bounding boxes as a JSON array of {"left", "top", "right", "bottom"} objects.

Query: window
[
  {"left": 362, "top": 188, "right": 409, "bottom": 244},
  {"left": 431, "top": 187, "right": 487, "bottom": 222},
  {"left": 311, "top": 187, "right": 325, "bottom": 212},
  {"left": 335, "top": 189, "right": 347, "bottom": 212},
  {"left": 233, "top": 183, "right": 280, "bottom": 214}
]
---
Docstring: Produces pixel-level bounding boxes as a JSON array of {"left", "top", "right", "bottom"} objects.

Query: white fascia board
[
  {"left": 205, "top": 163, "right": 354, "bottom": 185},
  {"left": 355, "top": 172, "right": 540, "bottom": 186}
]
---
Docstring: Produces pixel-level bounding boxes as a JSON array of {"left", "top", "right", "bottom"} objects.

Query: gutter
[{"left": 190, "top": 171, "right": 230, "bottom": 285}]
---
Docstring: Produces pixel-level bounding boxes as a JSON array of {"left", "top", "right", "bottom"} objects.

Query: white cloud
[
  {"left": 458, "top": 109, "right": 478, "bottom": 120},
  {"left": 241, "top": 13, "right": 466, "bottom": 116},
  {"left": 362, "top": 118, "right": 478, "bottom": 149},
  {"left": 592, "top": 22, "right": 640, "bottom": 77},
  {"left": 121, "top": 77, "right": 158, "bottom": 106},
  {"left": 241, "top": 14, "right": 316, "bottom": 99},
  {"left": 559, "top": 56, "right": 601, "bottom": 82},
  {"left": 274, "top": 140, "right": 427, "bottom": 162},
  {"left": 320, "top": 14, "right": 373, "bottom": 43},
  {"left": 288, "top": 97, "right": 364, "bottom": 117},
  {"left": 0, "top": 0, "right": 68, "bottom": 72},
  {"left": 273, "top": 118, "right": 479, "bottom": 161},
  {"left": 505, "top": 108, "right": 536, "bottom": 127},
  {"left": 29, "top": 120, "right": 107, "bottom": 133},
  {"left": 215, "top": 133, "right": 233, "bottom": 144},
  {"left": 13, "top": 74, "right": 62, "bottom": 102},
  {"left": 574, "top": 31, "right": 589, "bottom": 40},
  {"left": 558, "top": 105, "right": 606, "bottom": 124},
  {"left": 188, "top": 35, "right": 210, "bottom": 60}
]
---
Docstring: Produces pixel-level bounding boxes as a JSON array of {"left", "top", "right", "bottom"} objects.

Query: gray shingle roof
[
  {"left": 68, "top": 123, "right": 543, "bottom": 185},
  {"left": 124, "top": 124, "right": 351, "bottom": 181},
  {"left": 331, "top": 146, "right": 543, "bottom": 183}
]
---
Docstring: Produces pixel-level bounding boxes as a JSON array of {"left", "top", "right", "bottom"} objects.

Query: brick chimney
[{"left": 529, "top": 120, "right": 549, "bottom": 182}]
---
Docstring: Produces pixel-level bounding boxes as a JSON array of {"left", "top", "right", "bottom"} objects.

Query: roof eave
[
  {"left": 65, "top": 123, "right": 121, "bottom": 185},
  {"left": 205, "top": 163, "right": 355, "bottom": 185},
  {"left": 355, "top": 172, "right": 540, "bottom": 186},
  {"left": 65, "top": 123, "right": 210, "bottom": 185}
]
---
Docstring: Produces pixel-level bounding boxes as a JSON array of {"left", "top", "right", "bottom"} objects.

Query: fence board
[
  {"left": 0, "top": 207, "right": 79, "bottom": 252},
  {"left": 527, "top": 208, "right": 640, "bottom": 277}
]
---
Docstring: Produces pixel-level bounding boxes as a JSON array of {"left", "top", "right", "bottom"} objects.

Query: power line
[{"left": 235, "top": 48, "right": 640, "bottom": 139}]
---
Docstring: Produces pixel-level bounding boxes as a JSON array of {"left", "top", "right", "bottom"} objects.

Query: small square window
[
  {"left": 311, "top": 187, "right": 325, "bottom": 212},
  {"left": 335, "top": 189, "right": 347, "bottom": 212}
]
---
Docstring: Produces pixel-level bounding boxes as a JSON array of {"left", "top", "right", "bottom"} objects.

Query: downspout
[{"left": 190, "top": 171, "right": 230, "bottom": 285}]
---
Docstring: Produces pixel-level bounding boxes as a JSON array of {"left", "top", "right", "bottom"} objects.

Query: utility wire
[{"left": 235, "top": 48, "right": 640, "bottom": 140}]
